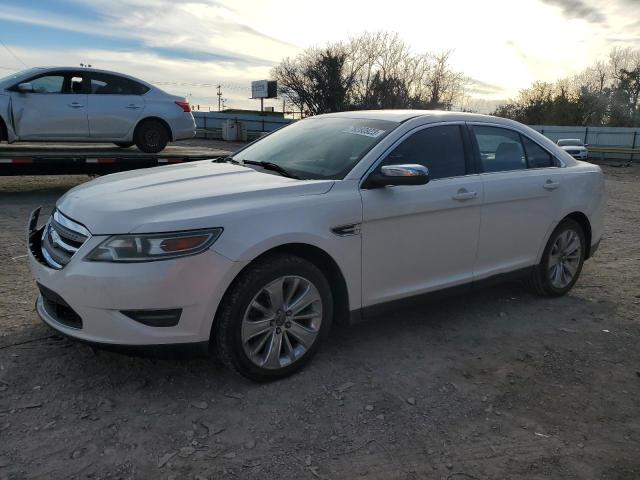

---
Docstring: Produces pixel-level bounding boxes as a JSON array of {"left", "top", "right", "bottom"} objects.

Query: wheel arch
[
  {"left": 212, "top": 242, "right": 351, "bottom": 336},
  {"left": 564, "top": 211, "right": 593, "bottom": 259},
  {"left": 134, "top": 116, "right": 173, "bottom": 141},
  {"left": 537, "top": 210, "right": 594, "bottom": 264}
]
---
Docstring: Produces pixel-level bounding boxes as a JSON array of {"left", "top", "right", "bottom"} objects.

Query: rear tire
[
  {"left": 134, "top": 119, "right": 169, "bottom": 153},
  {"left": 527, "top": 218, "right": 586, "bottom": 297},
  {"left": 0, "top": 117, "right": 7, "bottom": 142},
  {"left": 114, "top": 141, "right": 134, "bottom": 148},
  {"left": 214, "top": 254, "right": 333, "bottom": 381}
]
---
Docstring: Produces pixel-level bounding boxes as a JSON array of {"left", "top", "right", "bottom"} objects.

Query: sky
[{"left": 0, "top": 0, "right": 639, "bottom": 112}]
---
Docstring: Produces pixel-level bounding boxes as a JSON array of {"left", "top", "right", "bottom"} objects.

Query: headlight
[{"left": 86, "top": 228, "right": 223, "bottom": 262}]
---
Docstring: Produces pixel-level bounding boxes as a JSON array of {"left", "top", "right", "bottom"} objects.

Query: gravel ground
[{"left": 0, "top": 159, "right": 639, "bottom": 479}]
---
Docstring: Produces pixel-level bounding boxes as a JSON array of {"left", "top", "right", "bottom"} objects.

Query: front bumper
[{"left": 28, "top": 210, "right": 246, "bottom": 346}]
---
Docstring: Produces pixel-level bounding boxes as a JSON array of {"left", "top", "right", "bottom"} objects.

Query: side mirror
[
  {"left": 363, "top": 164, "right": 430, "bottom": 189},
  {"left": 17, "top": 82, "right": 34, "bottom": 93}
]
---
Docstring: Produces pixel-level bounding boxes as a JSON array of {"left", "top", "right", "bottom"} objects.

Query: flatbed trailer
[{"left": 0, "top": 143, "right": 232, "bottom": 175}]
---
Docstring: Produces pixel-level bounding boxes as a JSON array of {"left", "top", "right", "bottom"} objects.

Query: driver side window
[
  {"left": 382, "top": 125, "right": 467, "bottom": 180},
  {"left": 29, "top": 75, "right": 65, "bottom": 94}
]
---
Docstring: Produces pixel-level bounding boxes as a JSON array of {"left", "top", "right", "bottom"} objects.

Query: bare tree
[
  {"left": 272, "top": 32, "right": 466, "bottom": 114},
  {"left": 493, "top": 47, "right": 640, "bottom": 127}
]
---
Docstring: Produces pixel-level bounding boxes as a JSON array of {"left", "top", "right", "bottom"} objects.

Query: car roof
[
  {"left": 28, "top": 66, "right": 153, "bottom": 88},
  {"left": 318, "top": 109, "right": 519, "bottom": 125}
]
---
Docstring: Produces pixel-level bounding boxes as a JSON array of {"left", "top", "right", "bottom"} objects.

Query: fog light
[{"left": 121, "top": 309, "right": 182, "bottom": 327}]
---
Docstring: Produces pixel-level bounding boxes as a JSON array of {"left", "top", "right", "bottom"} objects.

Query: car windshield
[
  {"left": 232, "top": 117, "right": 398, "bottom": 180},
  {"left": 557, "top": 139, "right": 583, "bottom": 147}
]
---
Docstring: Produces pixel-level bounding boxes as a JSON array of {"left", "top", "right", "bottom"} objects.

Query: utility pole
[{"left": 217, "top": 85, "right": 222, "bottom": 111}]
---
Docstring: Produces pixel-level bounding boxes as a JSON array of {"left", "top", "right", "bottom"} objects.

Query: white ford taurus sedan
[
  {"left": 0, "top": 67, "right": 195, "bottom": 152},
  {"left": 27, "top": 110, "right": 605, "bottom": 380}
]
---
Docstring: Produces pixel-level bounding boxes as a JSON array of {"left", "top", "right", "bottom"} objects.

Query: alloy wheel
[
  {"left": 548, "top": 229, "right": 582, "bottom": 289},
  {"left": 241, "top": 275, "right": 323, "bottom": 369}
]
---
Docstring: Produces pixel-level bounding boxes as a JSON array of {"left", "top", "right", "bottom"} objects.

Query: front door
[
  {"left": 10, "top": 72, "right": 89, "bottom": 139},
  {"left": 361, "top": 124, "right": 483, "bottom": 307}
]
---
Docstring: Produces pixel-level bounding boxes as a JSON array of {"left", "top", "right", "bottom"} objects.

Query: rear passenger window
[
  {"left": 89, "top": 73, "right": 149, "bottom": 95},
  {"left": 522, "top": 136, "right": 555, "bottom": 168},
  {"left": 383, "top": 125, "right": 466, "bottom": 180},
  {"left": 472, "top": 126, "right": 525, "bottom": 173}
]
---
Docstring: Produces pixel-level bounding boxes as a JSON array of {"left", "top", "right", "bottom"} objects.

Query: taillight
[{"left": 175, "top": 100, "right": 191, "bottom": 112}]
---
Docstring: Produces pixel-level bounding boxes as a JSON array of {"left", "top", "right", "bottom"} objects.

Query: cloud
[
  {"left": 0, "top": 1, "right": 299, "bottom": 67},
  {"left": 466, "top": 78, "right": 506, "bottom": 96},
  {"left": 540, "top": 0, "right": 607, "bottom": 24}
]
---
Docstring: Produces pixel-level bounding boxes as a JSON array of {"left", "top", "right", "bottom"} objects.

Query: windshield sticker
[{"left": 342, "top": 126, "right": 385, "bottom": 138}]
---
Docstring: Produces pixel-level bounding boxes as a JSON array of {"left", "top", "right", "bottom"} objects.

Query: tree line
[
  {"left": 271, "top": 32, "right": 466, "bottom": 115},
  {"left": 493, "top": 47, "right": 640, "bottom": 127},
  {"left": 272, "top": 33, "right": 640, "bottom": 127}
]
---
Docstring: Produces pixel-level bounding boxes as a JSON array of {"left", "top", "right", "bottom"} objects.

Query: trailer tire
[
  {"left": 134, "top": 119, "right": 169, "bottom": 153},
  {"left": 0, "top": 116, "right": 7, "bottom": 142}
]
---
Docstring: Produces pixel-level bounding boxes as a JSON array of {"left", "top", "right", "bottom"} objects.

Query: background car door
[
  {"left": 470, "top": 124, "right": 563, "bottom": 279},
  {"left": 10, "top": 72, "right": 89, "bottom": 139},
  {"left": 361, "top": 124, "right": 483, "bottom": 307},
  {"left": 87, "top": 72, "right": 147, "bottom": 139}
]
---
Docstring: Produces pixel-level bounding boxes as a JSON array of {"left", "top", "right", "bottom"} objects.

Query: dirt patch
[{"left": 1, "top": 161, "right": 639, "bottom": 479}]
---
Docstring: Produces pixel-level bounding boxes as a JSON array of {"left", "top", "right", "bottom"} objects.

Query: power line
[
  {"left": 0, "top": 39, "right": 28, "bottom": 68},
  {"left": 151, "top": 80, "right": 251, "bottom": 92}
]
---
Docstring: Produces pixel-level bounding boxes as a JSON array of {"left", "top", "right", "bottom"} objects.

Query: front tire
[
  {"left": 134, "top": 119, "right": 169, "bottom": 153},
  {"left": 527, "top": 218, "right": 586, "bottom": 297},
  {"left": 214, "top": 254, "right": 333, "bottom": 381}
]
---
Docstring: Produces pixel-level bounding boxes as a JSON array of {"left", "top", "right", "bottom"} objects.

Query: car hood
[{"left": 56, "top": 160, "right": 335, "bottom": 235}]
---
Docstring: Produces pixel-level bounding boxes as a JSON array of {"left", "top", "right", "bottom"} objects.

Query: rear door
[
  {"left": 470, "top": 123, "right": 563, "bottom": 279},
  {"left": 10, "top": 71, "right": 89, "bottom": 139},
  {"left": 87, "top": 72, "right": 148, "bottom": 139}
]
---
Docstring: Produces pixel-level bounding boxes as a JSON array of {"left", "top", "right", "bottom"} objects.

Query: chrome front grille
[{"left": 40, "top": 210, "right": 91, "bottom": 269}]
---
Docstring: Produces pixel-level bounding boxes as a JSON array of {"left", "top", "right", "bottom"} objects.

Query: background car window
[
  {"left": 473, "top": 126, "right": 525, "bottom": 173},
  {"left": 522, "top": 136, "right": 555, "bottom": 168},
  {"left": 382, "top": 125, "right": 466, "bottom": 180},
  {"left": 90, "top": 73, "right": 149, "bottom": 95},
  {"left": 70, "top": 76, "right": 84, "bottom": 94},
  {"left": 30, "top": 75, "right": 65, "bottom": 93}
]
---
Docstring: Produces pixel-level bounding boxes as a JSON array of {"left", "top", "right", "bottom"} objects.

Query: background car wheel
[
  {"left": 527, "top": 218, "right": 586, "bottom": 297},
  {"left": 214, "top": 254, "right": 333, "bottom": 381},
  {"left": 114, "top": 142, "right": 134, "bottom": 148},
  {"left": 134, "top": 119, "right": 169, "bottom": 153}
]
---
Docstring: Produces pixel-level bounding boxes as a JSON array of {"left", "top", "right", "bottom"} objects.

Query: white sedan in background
[
  {"left": 557, "top": 138, "right": 589, "bottom": 160},
  {"left": 0, "top": 67, "right": 195, "bottom": 153},
  {"left": 27, "top": 111, "right": 605, "bottom": 380}
]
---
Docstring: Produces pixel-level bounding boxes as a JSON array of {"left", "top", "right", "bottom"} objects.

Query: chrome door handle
[
  {"left": 452, "top": 189, "right": 478, "bottom": 201},
  {"left": 68, "top": 102, "right": 84, "bottom": 108},
  {"left": 126, "top": 104, "right": 141, "bottom": 109},
  {"left": 543, "top": 180, "right": 560, "bottom": 190}
]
